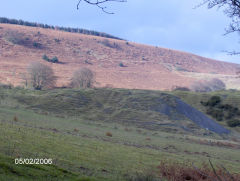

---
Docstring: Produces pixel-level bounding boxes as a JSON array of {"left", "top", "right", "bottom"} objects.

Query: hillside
[
  {"left": 0, "top": 23, "right": 240, "bottom": 90},
  {"left": 0, "top": 87, "right": 240, "bottom": 180}
]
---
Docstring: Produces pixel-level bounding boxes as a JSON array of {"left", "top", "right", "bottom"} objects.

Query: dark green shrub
[
  {"left": 119, "top": 62, "right": 125, "bottom": 67},
  {"left": 33, "top": 42, "right": 42, "bottom": 48},
  {"left": 51, "top": 56, "right": 59, "bottom": 63},
  {"left": 206, "top": 108, "right": 224, "bottom": 121},
  {"left": 202, "top": 96, "right": 221, "bottom": 107},
  {"left": 42, "top": 54, "right": 49, "bottom": 61},
  {"left": 227, "top": 119, "right": 240, "bottom": 127},
  {"left": 225, "top": 112, "right": 235, "bottom": 119},
  {"left": 208, "top": 96, "right": 221, "bottom": 106},
  {"left": 54, "top": 38, "right": 61, "bottom": 43},
  {"left": 42, "top": 55, "right": 59, "bottom": 63}
]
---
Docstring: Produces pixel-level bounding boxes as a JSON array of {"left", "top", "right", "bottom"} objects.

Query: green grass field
[{"left": 0, "top": 87, "right": 239, "bottom": 180}]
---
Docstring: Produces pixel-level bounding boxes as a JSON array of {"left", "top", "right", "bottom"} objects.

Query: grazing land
[{"left": 0, "top": 87, "right": 240, "bottom": 180}]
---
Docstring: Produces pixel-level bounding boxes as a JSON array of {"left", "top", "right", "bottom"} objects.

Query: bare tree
[
  {"left": 200, "top": 0, "right": 240, "bottom": 54},
  {"left": 77, "top": 0, "right": 127, "bottom": 14},
  {"left": 71, "top": 67, "right": 95, "bottom": 88},
  {"left": 191, "top": 78, "right": 226, "bottom": 92},
  {"left": 27, "top": 62, "right": 56, "bottom": 90}
]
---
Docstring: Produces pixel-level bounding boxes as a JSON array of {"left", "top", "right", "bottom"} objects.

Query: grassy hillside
[
  {"left": 171, "top": 90, "right": 240, "bottom": 132},
  {"left": 0, "top": 23, "right": 239, "bottom": 90},
  {"left": 0, "top": 87, "right": 240, "bottom": 180}
]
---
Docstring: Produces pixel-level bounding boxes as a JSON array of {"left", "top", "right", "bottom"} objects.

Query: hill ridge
[{"left": 0, "top": 17, "right": 123, "bottom": 40}]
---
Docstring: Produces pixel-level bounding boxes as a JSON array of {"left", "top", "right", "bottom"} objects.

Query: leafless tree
[
  {"left": 71, "top": 67, "right": 95, "bottom": 88},
  {"left": 199, "top": 0, "right": 240, "bottom": 54},
  {"left": 77, "top": 0, "right": 127, "bottom": 14},
  {"left": 191, "top": 78, "right": 226, "bottom": 92},
  {"left": 27, "top": 62, "right": 56, "bottom": 90},
  {"left": 208, "top": 78, "right": 226, "bottom": 91}
]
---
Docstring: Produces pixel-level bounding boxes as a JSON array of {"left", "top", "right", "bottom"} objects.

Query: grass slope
[
  {"left": 0, "top": 87, "right": 240, "bottom": 180},
  {"left": 0, "top": 23, "right": 239, "bottom": 90}
]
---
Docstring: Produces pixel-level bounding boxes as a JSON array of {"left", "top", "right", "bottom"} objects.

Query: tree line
[{"left": 0, "top": 17, "right": 123, "bottom": 40}]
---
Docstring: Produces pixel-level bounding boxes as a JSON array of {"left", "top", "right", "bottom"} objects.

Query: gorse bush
[
  {"left": 42, "top": 54, "right": 59, "bottom": 63},
  {"left": 201, "top": 96, "right": 221, "bottom": 107},
  {"left": 206, "top": 108, "right": 224, "bottom": 121},
  {"left": 51, "top": 56, "right": 59, "bottom": 63},
  {"left": 201, "top": 96, "right": 240, "bottom": 127},
  {"left": 33, "top": 42, "right": 42, "bottom": 48},
  {"left": 42, "top": 54, "right": 49, "bottom": 61},
  {"left": 227, "top": 119, "right": 240, "bottom": 127},
  {"left": 119, "top": 62, "right": 125, "bottom": 67}
]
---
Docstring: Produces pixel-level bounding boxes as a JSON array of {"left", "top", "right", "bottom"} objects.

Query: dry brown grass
[
  {"left": 106, "top": 132, "right": 113, "bottom": 137},
  {"left": 0, "top": 23, "right": 238, "bottom": 90},
  {"left": 158, "top": 161, "right": 240, "bottom": 181}
]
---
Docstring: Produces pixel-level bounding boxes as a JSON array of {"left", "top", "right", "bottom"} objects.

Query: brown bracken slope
[{"left": 0, "top": 23, "right": 239, "bottom": 90}]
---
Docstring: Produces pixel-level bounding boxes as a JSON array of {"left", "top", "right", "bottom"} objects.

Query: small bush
[
  {"left": 206, "top": 96, "right": 221, "bottom": 107},
  {"left": 13, "top": 116, "right": 18, "bottom": 122},
  {"left": 33, "top": 42, "right": 42, "bottom": 48},
  {"left": 42, "top": 54, "right": 59, "bottom": 63},
  {"left": 101, "top": 39, "right": 122, "bottom": 50},
  {"left": 206, "top": 108, "right": 224, "bottom": 121},
  {"left": 54, "top": 38, "right": 61, "bottom": 43},
  {"left": 42, "top": 54, "right": 49, "bottom": 61},
  {"left": 73, "top": 128, "right": 79, "bottom": 132},
  {"left": 119, "top": 62, "right": 126, "bottom": 67},
  {"left": 51, "top": 56, "right": 59, "bottom": 63},
  {"left": 84, "top": 60, "right": 93, "bottom": 65},
  {"left": 106, "top": 132, "right": 113, "bottom": 137}
]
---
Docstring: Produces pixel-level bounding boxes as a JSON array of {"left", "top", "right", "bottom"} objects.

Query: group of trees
[{"left": 23, "top": 62, "right": 95, "bottom": 90}]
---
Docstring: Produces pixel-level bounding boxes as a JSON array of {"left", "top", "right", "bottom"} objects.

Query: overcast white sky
[{"left": 0, "top": 0, "right": 239, "bottom": 64}]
